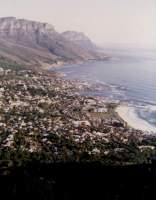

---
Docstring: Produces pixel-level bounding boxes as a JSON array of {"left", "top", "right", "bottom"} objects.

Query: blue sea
[{"left": 52, "top": 47, "right": 156, "bottom": 128}]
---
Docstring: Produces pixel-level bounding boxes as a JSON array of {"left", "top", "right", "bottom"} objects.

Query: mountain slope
[
  {"left": 0, "top": 17, "right": 105, "bottom": 69},
  {"left": 62, "top": 31, "right": 97, "bottom": 52}
]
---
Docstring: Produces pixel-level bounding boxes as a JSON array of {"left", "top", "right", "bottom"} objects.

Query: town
[{"left": 0, "top": 67, "right": 156, "bottom": 166}]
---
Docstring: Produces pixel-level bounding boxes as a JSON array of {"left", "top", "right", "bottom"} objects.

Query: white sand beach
[{"left": 116, "top": 105, "right": 156, "bottom": 133}]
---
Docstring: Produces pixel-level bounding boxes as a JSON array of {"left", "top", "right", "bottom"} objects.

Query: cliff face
[
  {"left": 0, "top": 17, "right": 55, "bottom": 37},
  {"left": 0, "top": 17, "right": 103, "bottom": 69}
]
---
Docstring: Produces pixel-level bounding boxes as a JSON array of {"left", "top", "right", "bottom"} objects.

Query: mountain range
[{"left": 0, "top": 17, "right": 107, "bottom": 69}]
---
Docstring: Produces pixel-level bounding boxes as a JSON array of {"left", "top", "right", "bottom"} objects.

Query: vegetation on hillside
[{"left": 0, "top": 57, "right": 25, "bottom": 71}]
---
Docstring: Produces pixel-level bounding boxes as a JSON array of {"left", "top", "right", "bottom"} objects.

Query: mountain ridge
[{"left": 0, "top": 17, "right": 107, "bottom": 69}]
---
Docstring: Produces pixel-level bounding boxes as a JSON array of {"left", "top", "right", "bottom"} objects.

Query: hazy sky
[{"left": 0, "top": 0, "right": 156, "bottom": 46}]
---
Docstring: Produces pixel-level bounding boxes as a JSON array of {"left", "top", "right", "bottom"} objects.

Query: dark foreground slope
[{"left": 1, "top": 162, "right": 156, "bottom": 200}]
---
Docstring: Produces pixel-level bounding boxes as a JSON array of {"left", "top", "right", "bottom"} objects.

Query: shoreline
[
  {"left": 46, "top": 57, "right": 111, "bottom": 71},
  {"left": 116, "top": 105, "right": 156, "bottom": 133},
  {"left": 46, "top": 60, "right": 156, "bottom": 134}
]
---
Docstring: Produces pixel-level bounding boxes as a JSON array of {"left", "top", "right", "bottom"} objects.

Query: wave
[
  {"left": 116, "top": 105, "right": 156, "bottom": 133},
  {"left": 135, "top": 105, "right": 156, "bottom": 126}
]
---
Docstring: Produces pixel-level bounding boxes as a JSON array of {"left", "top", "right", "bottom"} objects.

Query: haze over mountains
[
  {"left": 0, "top": 17, "right": 105, "bottom": 69},
  {"left": 62, "top": 31, "right": 98, "bottom": 52}
]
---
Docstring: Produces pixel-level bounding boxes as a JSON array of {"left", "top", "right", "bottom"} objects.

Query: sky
[{"left": 0, "top": 0, "right": 156, "bottom": 47}]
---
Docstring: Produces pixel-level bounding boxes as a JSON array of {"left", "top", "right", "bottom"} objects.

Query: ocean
[{"left": 52, "top": 47, "right": 156, "bottom": 129}]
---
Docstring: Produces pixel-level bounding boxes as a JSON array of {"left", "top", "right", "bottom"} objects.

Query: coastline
[
  {"left": 47, "top": 60, "right": 156, "bottom": 134},
  {"left": 1, "top": 62, "right": 156, "bottom": 166},
  {"left": 46, "top": 56, "right": 111, "bottom": 70},
  {"left": 116, "top": 105, "right": 156, "bottom": 133}
]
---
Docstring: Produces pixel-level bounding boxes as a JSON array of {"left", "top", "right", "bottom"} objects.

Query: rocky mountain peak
[
  {"left": 62, "top": 31, "right": 97, "bottom": 51},
  {"left": 62, "top": 31, "right": 91, "bottom": 42}
]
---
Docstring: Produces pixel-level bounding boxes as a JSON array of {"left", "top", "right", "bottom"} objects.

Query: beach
[{"left": 116, "top": 105, "right": 156, "bottom": 133}]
